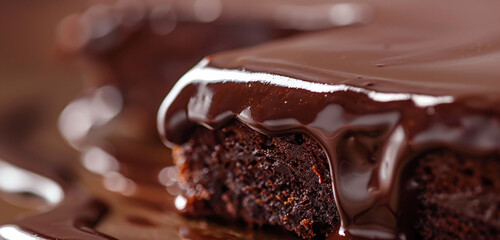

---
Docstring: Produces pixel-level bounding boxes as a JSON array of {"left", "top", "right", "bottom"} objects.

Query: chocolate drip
[{"left": 158, "top": 1, "right": 500, "bottom": 239}]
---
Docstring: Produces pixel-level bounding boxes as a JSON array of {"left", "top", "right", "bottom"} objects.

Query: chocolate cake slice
[{"left": 158, "top": 1, "right": 500, "bottom": 239}]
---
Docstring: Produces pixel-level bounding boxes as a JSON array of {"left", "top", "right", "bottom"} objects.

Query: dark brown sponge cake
[{"left": 174, "top": 121, "right": 338, "bottom": 239}]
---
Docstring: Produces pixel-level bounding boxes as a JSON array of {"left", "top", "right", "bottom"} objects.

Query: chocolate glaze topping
[{"left": 158, "top": 1, "right": 500, "bottom": 239}]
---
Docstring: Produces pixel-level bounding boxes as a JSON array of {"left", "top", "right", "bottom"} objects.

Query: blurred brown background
[
  {"left": 0, "top": 0, "right": 88, "bottom": 222},
  {"left": 0, "top": 1, "right": 88, "bottom": 111},
  {"left": 0, "top": 1, "right": 91, "bottom": 154}
]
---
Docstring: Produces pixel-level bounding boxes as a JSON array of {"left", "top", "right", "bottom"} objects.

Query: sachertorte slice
[{"left": 158, "top": 1, "right": 500, "bottom": 239}]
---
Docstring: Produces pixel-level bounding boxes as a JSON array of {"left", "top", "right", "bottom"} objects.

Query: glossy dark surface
[{"left": 158, "top": 0, "right": 500, "bottom": 239}]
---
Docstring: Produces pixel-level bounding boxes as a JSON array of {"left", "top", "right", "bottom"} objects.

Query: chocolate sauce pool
[{"left": 158, "top": 0, "right": 500, "bottom": 239}]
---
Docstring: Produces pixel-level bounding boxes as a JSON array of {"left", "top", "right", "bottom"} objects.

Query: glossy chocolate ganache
[{"left": 159, "top": 0, "right": 500, "bottom": 239}]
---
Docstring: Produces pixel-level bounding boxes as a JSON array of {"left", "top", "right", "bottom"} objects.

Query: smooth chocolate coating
[{"left": 158, "top": 1, "right": 500, "bottom": 239}]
